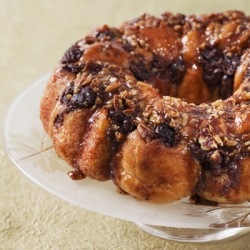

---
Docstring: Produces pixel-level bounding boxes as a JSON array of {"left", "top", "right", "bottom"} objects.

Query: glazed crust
[{"left": 40, "top": 11, "right": 250, "bottom": 204}]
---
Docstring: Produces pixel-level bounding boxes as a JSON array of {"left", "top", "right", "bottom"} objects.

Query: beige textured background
[{"left": 1, "top": 0, "right": 250, "bottom": 249}]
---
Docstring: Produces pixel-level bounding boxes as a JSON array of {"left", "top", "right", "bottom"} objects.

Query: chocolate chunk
[
  {"left": 71, "top": 86, "right": 97, "bottom": 108},
  {"left": 219, "top": 54, "right": 240, "bottom": 98},
  {"left": 152, "top": 54, "right": 170, "bottom": 71},
  {"left": 202, "top": 48, "right": 222, "bottom": 61},
  {"left": 54, "top": 113, "right": 64, "bottom": 128},
  {"left": 61, "top": 45, "right": 83, "bottom": 64},
  {"left": 109, "top": 110, "right": 135, "bottom": 136},
  {"left": 130, "top": 61, "right": 150, "bottom": 80},
  {"left": 122, "top": 119, "right": 134, "bottom": 133},
  {"left": 190, "top": 144, "right": 237, "bottom": 177},
  {"left": 85, "top": 61, "right": 104, "bottom": 75},
  {"left": 223, "top": 54, "right": 240, "bottom": 75},
  {"left": 60, "top": 82, "right": 74, "bottom": 105},
  {"left": 152, "top": 54, "right": 185, "bottom": 84},
  {"left": 62, "top": 63, "right": 85, "bottom": 74},
  {"left": 155, "top": 123, "right": 179, "bottom": 147},
  {"left": 195, "top": 155, "right": 240, "bottom": 195},
  {"left": 94, "top": 25, "right": 120, "bottom": 40},
  {"left": 122, "top": 43, "right": 133, "bottom": 52},
  {"left": 60, "top": 83, "right": 96, "bottom": 110},
  {"left": 199, "top": 48, "right": 240, "bottom": 99},
  {"left": 109, "top": 110, "right": 125, "bottom": 122},
  {"left": 199, "top": 48, "right": 223, "bottom": 87},
  {"left": 55, "top": 85, "right": 96, "bottom": 128},
  {"left": 171, "top": 57, "right": 185, "bottom": 83}
]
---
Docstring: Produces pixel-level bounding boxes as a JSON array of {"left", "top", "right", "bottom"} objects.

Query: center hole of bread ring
[{"left": 150, "top": 48, "right": 241, "bottom": 104}]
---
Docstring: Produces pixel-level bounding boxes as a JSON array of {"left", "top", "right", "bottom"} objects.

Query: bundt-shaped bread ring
[{"left": 40, "top": 10, "right": 250, "bottom": 204}]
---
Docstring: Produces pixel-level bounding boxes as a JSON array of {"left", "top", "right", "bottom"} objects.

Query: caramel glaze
[{"left": 40, "top": 11, "right": 250, "bottom": 204}]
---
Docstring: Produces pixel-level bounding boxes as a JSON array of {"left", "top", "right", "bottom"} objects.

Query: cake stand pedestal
[{"left": 135, "top": 223, "right": 250, "bottom": 243}]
